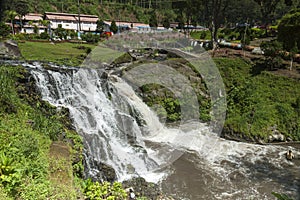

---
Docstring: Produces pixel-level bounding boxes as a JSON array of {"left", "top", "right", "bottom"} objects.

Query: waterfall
[
  {"left": 22, "top": 61, "right": 300, "bottom": 199},
  {"left": 26, "top": 62, "right": 198, "bottom": 182}
]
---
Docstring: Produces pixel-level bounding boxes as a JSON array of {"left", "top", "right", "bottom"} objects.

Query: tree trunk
[
  {"left": 290, "top": 57, "right": 293, "bottom": 71},
  {"left": 11, "top": 20, "right": 15, "bottom": 35},
  {"left": 211, "top": 20, "right": 218, "bottom": 55}
]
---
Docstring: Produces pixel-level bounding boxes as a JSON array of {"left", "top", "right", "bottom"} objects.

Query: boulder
[
  {"left": 0, "top": 40, "right": 21, "bottom": 59},
  {"left": 87, "top": 160, "right": 117, "bottom": 183},
  {"left": 123, "top": 177, "right": 161, "bottom": 200}
]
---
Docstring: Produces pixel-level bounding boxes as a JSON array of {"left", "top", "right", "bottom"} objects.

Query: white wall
[{"left": 50, "top": 20, "right": 97, "bottom": 32}]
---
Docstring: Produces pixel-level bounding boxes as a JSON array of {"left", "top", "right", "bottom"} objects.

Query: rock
[
  {"left": 268, "top": 131, "right": 285, "bottom": 142},
  {"left": 123, "top": 177, "right": 161, "bottom": 200},
  {"left": 0, "top": 40, "right": 21, "bottom": 59},
  {"left": 86, "top": 160, "right": 117, "bottom": 183}
]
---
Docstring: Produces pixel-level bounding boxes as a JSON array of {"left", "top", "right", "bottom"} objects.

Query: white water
[{"left": 24, "top": 62, "right": 300, "bottom": 199}]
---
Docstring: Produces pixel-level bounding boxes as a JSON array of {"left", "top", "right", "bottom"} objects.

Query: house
[
  {"left": 15, "top": 13, "right": 46, "bottom": 34},
  {"left": 45, "top": 12, "right": 98, "bottom": 32},
  {"left": 104, "top": 21, "right": 151, "bottom": 33}
]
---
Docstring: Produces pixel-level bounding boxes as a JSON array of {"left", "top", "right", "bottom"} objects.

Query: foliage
[
  {"left": 33, "top": 25, "right": 39, "bottom": 34},
  {"left": 0, "top": 65, "right": 84, "bottom": 199},
  {"left": 0, "top": 22, "right": 10, "bottom": 38},
  {"left": 278, "top": 9, "right": 300, "bottom": 51},
  {"left": 83, "top": 179, "right": 127, "bottom": 200},
  {"left": 260, "top": 40, "right": 283, "bottom": 70},
  {"left": 162, "top": 17, "right": 170, "bottom": 29},
  {"left": 149, "top": 10, "right": 158, "bottom": 28},
  {"left": 96, "top": 19, "right": 105, "bottom": 33},
  {"left": 54, "top": 24, "right": 67, "bottom": 40},
  {"left": 217, "top": 57, "right": 300, "bottom": 141},
  {"left": 40, "top": 32, "right": 50, "bottom": 40},
  {"left": 272, "top": 192, "right": 293, "bottom": 200},
  {"left": 253, "top": 0, "right": 280, "bottom": 25},
  {"left": 5, "top": 10, "right": 17, "bottom": 35},
  {"left": 190, "top": 30, "right": 211, "bottom": 40},
  {"left": 81, "top": 33, "right": 100, "bottom": 43},
  {"left": 110, "top": 20, "right": 118, "bottom": 34}
]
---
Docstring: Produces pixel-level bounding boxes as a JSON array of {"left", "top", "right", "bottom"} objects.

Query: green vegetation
[
  {"left": 83, "top": 179, "right": 127, "bottom": 200},
  {"left": 217, "top": 57, "right": 300, "bottom": 141},
  {"left": 272, "top": 192, "right": 293, "bottom": 200},
  {"left": 190, "top": 30, "right": 211, "bottom": 40},
  {"left": 0, "top": 65, "right": 84, "bottom": 199},
  {"left": 18, "top": 41, "right": 96, "bottom": 66},
  {"left": 278, "top": 9, "right": 300, "bottom": 51}
]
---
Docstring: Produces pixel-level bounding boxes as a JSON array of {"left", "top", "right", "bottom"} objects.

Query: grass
[
  {"left": 0, "top": 65, "right": 84, "bottom": 199},
  {"left": 18, "top": 41, "right": 96, "bottom": 66},
  {"left": 190, "top": 30, "right": 211, "bottom": 40},
  {"left": 216, "top": 57, "right": 300, "bottom": 141},
  {"left": 82, "top": 43, "right": 125, "bottom": 67}
]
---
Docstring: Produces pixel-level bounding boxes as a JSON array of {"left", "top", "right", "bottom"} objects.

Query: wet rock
[
  {"left": 87, "top": 160, "right": 117, "bottom": 183},
  {"left": 268, "top": 126, "right": 285, "bottom": 142},
  {"left": 123, "top": 177, "right": 161, "bottom": 200}
]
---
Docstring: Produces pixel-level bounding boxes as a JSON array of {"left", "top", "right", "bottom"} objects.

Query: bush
[
  {"left": 251, "top": 28, "right": 265, "bottom": 39},
  {"left": 40, "top": 32, "right": 50, "bottom": 40},
  {"left": 81, "top": 33, "right": 100, "bottom": 43},
  {"left": 83, "top": 179, "right": 127, "bottom": 200},
  {"left": 0, "top": 23, "right": 10, "bottom": 38},
  {"left": 200, "top": 31, "right": 207, "bottom": 39}
]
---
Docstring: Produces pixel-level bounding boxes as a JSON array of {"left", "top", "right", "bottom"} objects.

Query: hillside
[
  {"left": 3, "top": 0, "right": 176, "bottom": 24},
  {"left": 0, "top": 65, "right": 84, "bottom": 199}
]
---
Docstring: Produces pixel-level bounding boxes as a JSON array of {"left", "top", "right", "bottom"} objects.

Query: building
[
  {"left": 45, "top": 12, "right": 98, "bottom": 32},
  {"left": 15, "top": 13, "right": 46, "bottom": 34},
  {"left": 104, "top": 21, "right": 152, "bottom": 33}
]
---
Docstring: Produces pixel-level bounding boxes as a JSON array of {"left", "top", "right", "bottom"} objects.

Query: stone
[
  {"left": 87, "top": 160, "right": 117, "bottom": 183},
  {"left": 123, "top": 177, "right": 161, "bottom": 200},
  {"left": 0, "top": 40, "right": 21, "bottom": 59}
]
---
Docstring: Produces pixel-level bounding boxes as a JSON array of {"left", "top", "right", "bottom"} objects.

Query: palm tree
[
  {"left": 5, "top": 10, "right": 18, "bottom": 35},
  {"left": 39, "top": 19, "right": 50, "bottom": 33}
]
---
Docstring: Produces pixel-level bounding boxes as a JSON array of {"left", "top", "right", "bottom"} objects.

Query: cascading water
[
  {"left": 21, "top": 61, "right": 300, "bottom": 200},
  {"left": 26, "top": 63, "right": 166, "bottom": 182}
]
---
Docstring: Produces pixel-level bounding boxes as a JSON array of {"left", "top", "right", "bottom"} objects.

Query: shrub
[
  {"left": 40, "top": 32, "right": 50, "bottom": 40},
  {"left": 83, "top": 179, "right": 127, "bottom": 200},
  {"left": 0, "top": 23, "right": 10, "bottom": 38},
  {"left": 200, "top": 31, "right": 207, "bottom": 39},
  {"left": 81, "top": 33, "right": 100, "bottom": 43}
]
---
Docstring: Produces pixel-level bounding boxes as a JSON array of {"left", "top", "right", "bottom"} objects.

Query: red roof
[
  {"left": 45, "top": 12, "right": 98, "bottom": 23},
  {"left": 15, "top": 13, "right": 43, "bottom": 21}
]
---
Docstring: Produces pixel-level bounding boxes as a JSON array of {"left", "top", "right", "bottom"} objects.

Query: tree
[
  {"left": 162, "top": 17, "right": 170, "bottom": 29},
  {"left": 54, "top": 24, "right": 66, "bottom": 39},
  {"left": 253, "top": 0, "right": 280, "bottom": 36},
  {"left": 96, "top": 19, "right": 105, "bottom": 33},
  {"left": 0, "top": 23, "right": 10, "bottom": 38},
  {"left": 5, "top": 10, "right": 18, "bottom": 35},
  {"left": 278, "top": 9, "right": 300, "bottom": 50},
  {"left": 260, "top": 40, "right": 283, "bottom": 70},
  {"left": 176, "top": 14, "right": 185, "bottom": 30},
  {"left": 14, "top": 0, "right": 29, "bottom": 30},
  {"left": 110, "top": 20, "right": 118, "bottom": 34},
  {"left": 288, "top": 43, "right": 298, "bottom": 71},
  {"left": 39, "top": 19, "right": 50, "bottom": 33},
  {"left": 200, "top": 0, "right": 232, "bottom": 50},
  {"left": 149, "top": 10, "right": 158, "bottom": 28},
  {"left": 278, "top": 9, "right": 300, "bottom": 70}
]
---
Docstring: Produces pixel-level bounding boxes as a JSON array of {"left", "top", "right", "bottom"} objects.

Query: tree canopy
[
  {"left": 278, "top": 9, "right": 300, "bottom": 51},
  {"left": 110, "top": 20, "right": 118, "bottom": 34}
]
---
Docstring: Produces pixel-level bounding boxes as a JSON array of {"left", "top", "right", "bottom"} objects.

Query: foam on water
[{"left": 23, "top": 62, "right": 300, "bottom": 199}]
